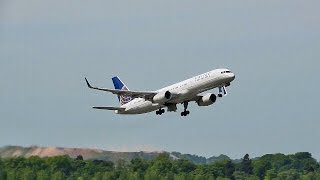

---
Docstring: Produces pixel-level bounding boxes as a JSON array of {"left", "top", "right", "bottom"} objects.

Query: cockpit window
[{"left": 221, "top": 71, "right": 232, "bottom": 74}]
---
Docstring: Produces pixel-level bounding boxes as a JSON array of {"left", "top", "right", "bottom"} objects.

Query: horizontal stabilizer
[{"left": 93, "top": 106, "right": 125, "bottom": 111}]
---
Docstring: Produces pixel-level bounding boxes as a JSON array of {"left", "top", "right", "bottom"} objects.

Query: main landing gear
[
  {"left": 156, "top": 108, "right": 165, "bottom": 115},
  {"left": 181, "top": 101, "right": 190, "bottom": 116}
]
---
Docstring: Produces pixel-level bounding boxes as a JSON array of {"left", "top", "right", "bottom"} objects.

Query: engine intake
[
  {"left": 153, "top": 91, "right": 172, "bottom": 104},
  {"left": 197, "top": 93, "right": 217, "bottom": 106}
]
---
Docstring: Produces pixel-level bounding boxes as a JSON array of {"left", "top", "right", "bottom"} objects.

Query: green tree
[
  {"left": 193, "top": 173, "right": 211, "bottom": 180},
  {"left": 144, "top": 170, "right": 160, "bottom": 180},
  {"left": 116, "top": 159, "right": 126, "bottom": 169},
  {"left": 1, "top": 152, "right": 320, "bottom": 180},
  {"left": 127, "top": 172, "right": 142, "bottom": 180},
  {"left": 118, "top": 168, "right": 130, "bottom": 180},
  {"left": 102, "top": 172, "right": 117, "bottom": 180},
  {"left": 172, "top": 159, "right": 196, "bottom": 174},
  {"left": 240, "top": 154, "right": 253, "bottom": 174},
  {"left": 130, "top": 158, "right": 149, "bottom": 173},
  {"left": 301, "top": 172, "right": 320, "bottom": 180},
  {"left": 28, "top": 156, "right": 47, "bottom": 171},
  {"left": 232, "top": 171, "right": 259, "bottom": 180},
  {"left": 92, "top": 160, "right": 115, "bottom": 172},
  {"left": 150, "top": 153, "right": 172, "bottom": 175},
  {"left": 0, "top": 158, "right": 6, "bottom": 180},
  {"left": 0, "top": 171, "right": 6, "bottom": 180},
  {"left": 224, "top": 160, "right": 235, "bottom": 179},
  {"left": 6, "top": 170, "right": 17, "bottom": 180},
  {"left": 0, "top": 169, "right": 7, "bottom": 180},
  {"left": 47, "top": 156, "right": 73, "bottom": 175},
  {"left": 276, "top": 169, "right": 300, "bottom": 180},
  {"left": 36, "top": 170, "right": 50, "bottom": 180},
  {"left": 253, "top": 159, "right": 271, "bottom": 178},
  {"left": 173, "top": 173, "right": 192, "bottom": 180},
  {"left": 5, "top": 157, "right": 28, "bottom": 171},
  {"left": 210, "top": 160, "right": 235, "bottom": 179},
  {"left": 75, "top": 155, "right": 83, "bottom": 161},
  {"left": 92, "top": 172, "right": 103, "bottom": 180},
  {"left": 51, "top": 171, "right": 65, "bottom": 180},
  {"left": 293, "top": 152, "right": 312, "bottom": 160},
  {"left": 264, "top": 169, "right": 277, "bottom": 180},
  {"left": 21, "top": 169, "right": 36, "bottom": 180},
  {"left": 254, "top": 153, "right": 290, "bottom": 172}
]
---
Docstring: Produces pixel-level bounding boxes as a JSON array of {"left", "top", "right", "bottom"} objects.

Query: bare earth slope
[
  {"left": 0, "top": 146, "right": 230, "bottom": 164},
  {"left": 0, "top": 146, "right": 161, "bottom": 162}
]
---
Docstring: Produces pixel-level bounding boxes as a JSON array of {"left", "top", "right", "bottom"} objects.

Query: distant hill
[{"left": 0, "top": 146, "right": 230, "bottom": 164}]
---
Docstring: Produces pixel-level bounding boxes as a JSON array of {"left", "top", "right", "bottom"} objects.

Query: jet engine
[
  {"left": 153, "top": 91, "right": 172, "bottom": 104},
  {"left": 197, "top": 93, "right": 217, "bottom": 106}
]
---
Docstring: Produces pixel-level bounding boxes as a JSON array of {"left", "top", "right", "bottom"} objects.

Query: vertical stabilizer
[{"left": 112, "top": 76, "right": 133, "bottom": 105}]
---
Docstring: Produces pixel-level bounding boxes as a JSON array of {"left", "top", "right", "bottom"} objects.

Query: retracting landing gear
[
  {"left": 156, "top": 108, "right": 165, "bottom": 115},
  {"left": 181, "top": 101, "right": 190, "bottom": 116},
  {"left": 218, "top": 86, "right": 228, "bottom": 97}
]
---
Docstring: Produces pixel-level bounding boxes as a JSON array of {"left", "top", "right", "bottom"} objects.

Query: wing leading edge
[{"left": 93, "top": 106, "right": 125, "bottom": 111}]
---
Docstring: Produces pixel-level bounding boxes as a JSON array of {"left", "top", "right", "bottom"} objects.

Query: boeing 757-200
[{"left": 85, "top": 68, "right": 235, "bottom": 116}]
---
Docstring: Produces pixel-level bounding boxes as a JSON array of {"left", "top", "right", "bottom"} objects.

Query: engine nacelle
[
  {"left": 197, "top": 93, "right": 217, "bottom": 106},
  {"left": 153, "top": 91, "right": 172, "bottom": 104}
]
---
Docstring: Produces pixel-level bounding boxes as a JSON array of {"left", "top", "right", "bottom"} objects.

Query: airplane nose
[{"left": 230, "top": 74, "right": 235, "bottom": 81}]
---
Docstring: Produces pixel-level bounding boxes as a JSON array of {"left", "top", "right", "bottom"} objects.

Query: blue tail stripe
[
  {"left": 111, "top": 76, "right": 133, "bottom": 105},
  {"left": 112, "top": 76, "right": 124, "bottom": 90}
]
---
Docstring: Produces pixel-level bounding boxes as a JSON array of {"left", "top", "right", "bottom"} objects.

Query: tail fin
[{"left": 112, "top": 76, "right": 133, "bottom": 105}]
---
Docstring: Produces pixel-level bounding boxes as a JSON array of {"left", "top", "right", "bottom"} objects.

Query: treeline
[{"left": 0, "top": 152, "right": 319, "bottom": 180}]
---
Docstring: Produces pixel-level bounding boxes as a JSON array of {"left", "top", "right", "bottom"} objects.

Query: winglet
[{"left": 85, "top": 78, "right": 93, "bottom": 88}]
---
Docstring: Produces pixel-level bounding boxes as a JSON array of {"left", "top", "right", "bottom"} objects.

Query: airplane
[{"left": 85, "top": 68, "right": 235, "bottom": 116}]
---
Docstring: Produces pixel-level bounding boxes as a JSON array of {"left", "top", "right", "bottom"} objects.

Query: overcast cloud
[{"left": 0, "top": 0, "right": 319, "bottom": 159}]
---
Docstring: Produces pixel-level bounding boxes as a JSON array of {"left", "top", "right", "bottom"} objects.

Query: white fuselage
[{"left": 116, "top": 68, "right": 235, "bottom": 114}]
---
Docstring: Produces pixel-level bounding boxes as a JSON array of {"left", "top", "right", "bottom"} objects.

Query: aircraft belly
[{"left": 168, "top": 91, "right": 198, "bottom": 104}]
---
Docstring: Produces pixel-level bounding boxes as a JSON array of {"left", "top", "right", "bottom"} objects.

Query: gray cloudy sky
[{"left": 1, "top": 0, "right": 319, "bottom": 159}]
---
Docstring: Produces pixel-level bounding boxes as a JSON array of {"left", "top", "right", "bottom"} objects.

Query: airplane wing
[
  {"left": 85, "top": 78, "right": 157, "bottom": 99},
  {"left": 93, "top": 106, "right": 125, "bottom": 111}
]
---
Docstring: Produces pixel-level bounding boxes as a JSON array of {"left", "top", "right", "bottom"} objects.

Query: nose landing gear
[{"left": 218, "top": 86, "right": 228, "bottom": 97}]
